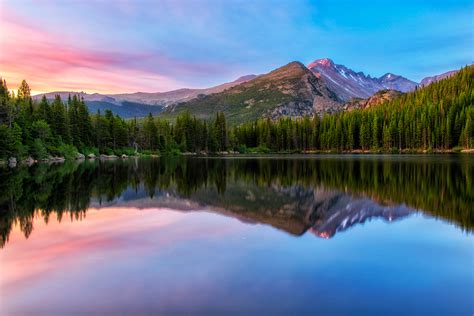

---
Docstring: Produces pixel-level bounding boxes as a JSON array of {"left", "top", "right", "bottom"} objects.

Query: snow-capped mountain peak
[
  {"left": 380, "top": 73, "right": 397, "bottom": 80},
  {"left": 307, "top": 58, "right": 417, "bottom": 101},
  {"left": 307, "top": 58, "right": 334, "bottom": 69}
]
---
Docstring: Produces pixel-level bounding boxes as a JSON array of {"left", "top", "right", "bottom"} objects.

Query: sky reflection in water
[{"left": 0, "top": 156, "right": 473, "bottom": 315}]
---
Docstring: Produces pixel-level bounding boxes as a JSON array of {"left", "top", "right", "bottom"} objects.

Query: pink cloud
[{"left": 0, "top": 12, "right": 222, "bottom": 94}]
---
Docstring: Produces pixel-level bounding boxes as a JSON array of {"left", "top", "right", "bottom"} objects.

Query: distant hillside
[
  {"left": 163, "top": 61, "right": 342, "bottom": 124},
  {"left": 32, "top": 75, "right": 257, "bottom": 118},
  {"left": 32, "top": 93, "right": 163, "bottom": 118},
  {"left": 111, "top": 75, "right": 257, "bottom": 107},
  {"left": 85, "top": 101, "right": 163, "bottom": 117},
  {"left": 32, "top": 91, "right": 118, "bottom": 103},
  {"left": 307, "top": 58, "right": 417, "bottom": 101},
  {"left": 419, "top": 69, "right": 459, "bottom": 87}
]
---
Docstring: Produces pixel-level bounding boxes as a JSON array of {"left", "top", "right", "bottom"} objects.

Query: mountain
[
  {"left": 419, "top": 69, "right": 459, "bottom": 87},
  {"left": 84, "top": 101, "right": 164, "bottom": 118},
  {"left": 110, "top": 74, "right": 257, "bottom": 107},
  {"left": 378, "top": 73, "right": 417, "bottom": 92},
  {"left": 32, "top": 92, "right": 164, "bottom": 118},
  {"left": 32, "top": 75, "right": 257, "bottom": 118},
  {"left": 32, "top": 59, "right": 463, "bottom": 121},
  {"left": 307, "top": 58, "right": 417, "bottom": 101},
  {"left": 32, "top": 91, "right": 119, "bottom": 104},
  {"left": 164, "top": 61, "right": 342, "bottom": 124}
]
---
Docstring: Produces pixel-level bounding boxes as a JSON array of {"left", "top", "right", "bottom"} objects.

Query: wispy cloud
[{"left": 0, "top": 9, "right": 227, "bottom": 94}]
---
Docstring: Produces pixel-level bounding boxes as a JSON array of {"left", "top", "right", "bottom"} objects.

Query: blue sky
[{"left": 1, "top": 0, "right": 472, "bottom": 93}]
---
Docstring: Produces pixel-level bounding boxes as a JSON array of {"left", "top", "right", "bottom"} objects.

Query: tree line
[
  {"left": 0, "top": 65, "right": 472, "bottom": 159},
  {"left": 0, "top": 79, "right": 229, "bottom": 159}
]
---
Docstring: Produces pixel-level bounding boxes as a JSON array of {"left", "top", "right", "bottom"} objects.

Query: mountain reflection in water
[{"left": 0, "top": 155, "right": 472, "bottom": 247}]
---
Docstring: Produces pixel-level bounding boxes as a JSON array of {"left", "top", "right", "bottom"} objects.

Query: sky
[{"left": 0, "top": 0, "right": 472, "bottom": 95}]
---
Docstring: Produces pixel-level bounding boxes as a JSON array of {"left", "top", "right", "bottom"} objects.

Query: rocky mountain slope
[
  {"left": 307, "top": 58, "right": 417, "bottom": 101},
  {"left": 164, "top": 61, "right": 343, "bottom": 124},
  {"left": 343, "top": 89, "right": 404, "bottom": 111}
]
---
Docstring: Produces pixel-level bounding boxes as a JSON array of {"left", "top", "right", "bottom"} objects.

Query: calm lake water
[{"left": 0, "top": 155, "right": 473, "bottom": 315}]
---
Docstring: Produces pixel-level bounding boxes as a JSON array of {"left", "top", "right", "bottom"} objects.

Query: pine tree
[
  {"left": 17, "top": 80, "right": 31, "bottom": 101},
  {"left": 51, "top": 95, "right": 70, "bottom": 144},
  {"left": 93, "top": 110, "right": 109, "bottom": 152},
  {"left": 77, "top": 97, "right": 92, "bottom": 147},
  {"left": 382, "top": 123, "right": 391, "bottom": 150},
  {"left": 32, "top": 120, "right": 52, "bottom": 143},
  {"left": 214, "top": 112, "right": 227, "bottom": 151},
  {"left": 372, "top": 113, "right": 380, "bottom": 149},
  {"left": 37, "top": 96, "right": 51, "bottom": 123},
  {"left": 68, "top": 95, "right": 80, "bottom": 147},
  {"left": 143, "top": 113, "right": 158, "bottom": 150}
]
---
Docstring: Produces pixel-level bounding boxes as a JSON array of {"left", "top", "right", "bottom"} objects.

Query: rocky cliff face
[
  {"left": 308, "top": 58, "right": 417, "bottom": 101},
  {"left": 260, "top": 61, "right": 343, "bottom": 118}
]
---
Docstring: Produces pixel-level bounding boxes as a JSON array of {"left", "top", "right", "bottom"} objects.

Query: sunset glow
[
  {"left": 1, "top": 0, "right": 472, "bottom": 95},
  {"left": 0, "top": 13, "right": 185, "bottom": 94}
]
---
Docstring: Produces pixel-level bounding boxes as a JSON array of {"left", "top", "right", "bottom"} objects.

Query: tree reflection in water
[{"left": 0, "top": 155, "right": 472, "bottom": 247}]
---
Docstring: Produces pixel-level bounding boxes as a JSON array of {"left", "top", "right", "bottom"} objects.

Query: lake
[{"left": 0, "top": 155, "right": 473, "bottom": 315}]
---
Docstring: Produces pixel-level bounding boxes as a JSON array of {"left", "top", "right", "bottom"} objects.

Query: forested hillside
[
  {"left": 0, "top": 65, "right": 472, "bottom": 161},
  {"left": 233, "top": 65, "right": 473, "bottom": 152}
]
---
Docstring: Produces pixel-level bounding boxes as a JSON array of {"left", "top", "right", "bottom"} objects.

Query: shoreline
[{"left": 1, "top": 149, "right": 472, "bottom": 167}]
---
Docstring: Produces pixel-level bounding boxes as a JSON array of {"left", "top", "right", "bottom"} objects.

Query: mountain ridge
[
  {"left": 163, "top": 61, "right": 343, "bottom": 124},
  {"left": 33, "top": 74, "right": 258, "bottom": 106},
  {"left": 32, "top": 74, "right": 258, "bottom": 118},
  {"left": 31, "top": 59, "right": 466, "bottom": 121},
  {"left": 110, "top": 74, "right": 258, "bottom": 106},
  {"left": 419, "top": 69, "right": 459, "bottom": 86},
  {"left": 307, "top": 58, "right": 417, "bottom": 101}
]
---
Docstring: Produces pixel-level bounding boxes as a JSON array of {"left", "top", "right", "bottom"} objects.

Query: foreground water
[{"left": 0, "top": 155, "right": 473, "bottom": 315}]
